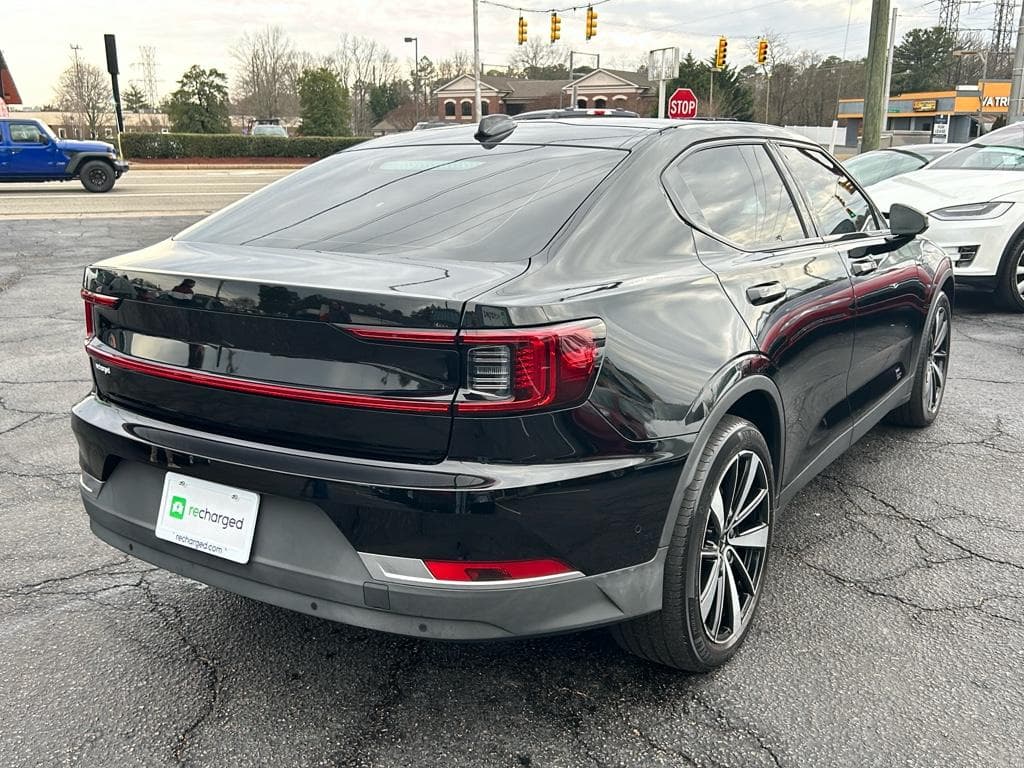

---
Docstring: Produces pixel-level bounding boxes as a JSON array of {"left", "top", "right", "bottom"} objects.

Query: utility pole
[
  {"left": 472, "top": 0, "right": 482, "bottom": 120},
  {"left": 862, "top": 0, "right": 892, "bottom": 151},
  {"left": 1009, "top": 2, "right": 1024, "bottom": 123},
  {"left": 881, "top": 7, "right": 898, "bottom": 132}
]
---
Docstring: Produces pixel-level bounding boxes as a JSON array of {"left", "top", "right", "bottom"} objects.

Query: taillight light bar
[
  {"left": 456, "top": 319, "right": 606, "bottom": 413},
  {"left": 85, "top": 343, "right": 454, "bottom": 413},
  {"left": 81, "top": 288, "right": 121, "bottom": 338}
]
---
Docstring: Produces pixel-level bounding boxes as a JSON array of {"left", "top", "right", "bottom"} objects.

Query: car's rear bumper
[{"left": 72, "top": 395, "right": 678, "bottom": 639}]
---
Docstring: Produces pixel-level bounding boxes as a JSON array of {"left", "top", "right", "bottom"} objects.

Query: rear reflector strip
[
  {"left": 424, "top": 558, "right": 573, "bottom": 582},
  {"left": 85, "top": 342, "right": 453, "bottom": 413},
  {"left": 358, "top": 552, "right": 583, "bottom": 588}
]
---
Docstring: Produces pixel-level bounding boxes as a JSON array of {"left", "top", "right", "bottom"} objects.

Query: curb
[{"left": 129, "top": 163, "right": 310, "bottom": 170}]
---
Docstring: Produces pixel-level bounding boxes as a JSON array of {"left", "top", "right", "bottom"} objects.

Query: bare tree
[
  {"left": 332, "top": 35, "right": 400, "bottom": 134},
  {"left": 508, "top": 40, "right": 569, "bottom": 78},
  {"left": 54, "top": 57, "right": 112, "bottom": 139},
  {"left": 435, "top": 50, "right": 472, "bottom": 83},
  {"left": 232, "top": 26, "right": 298, "bottom": 118}
]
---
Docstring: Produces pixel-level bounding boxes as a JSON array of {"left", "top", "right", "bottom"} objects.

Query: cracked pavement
[{"left": 1, "top": 215, "right": 1022, "bottom": 767}]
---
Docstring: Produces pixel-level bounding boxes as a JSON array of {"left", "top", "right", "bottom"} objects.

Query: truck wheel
[{"left": 79, "top": 160, "right": 115, "bottom": 193}]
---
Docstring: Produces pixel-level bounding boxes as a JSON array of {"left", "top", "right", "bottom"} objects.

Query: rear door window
[
  {"left": 179, "top": 144, "right": 626, "bottom": 262},
  {"left": 670, "top": 143, "right": 807, "bottom": 249},
  {"left": 778, "top": 145, "right": 879, "bottom": 235}
]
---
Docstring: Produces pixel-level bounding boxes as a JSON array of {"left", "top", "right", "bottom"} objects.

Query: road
[
  {"left": 0, "top": 168, "right": 294, "bottom": 219},
  {"left": 0, "top": 180, "right": 1022, "bottom": 767}
]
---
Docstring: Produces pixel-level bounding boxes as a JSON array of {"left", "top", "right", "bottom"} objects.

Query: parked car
[
  {"left": 0, "top": 117, "right": 128, "bottom": 192},
  {"left": 868, "top": 122, "right": 1024, "bottom": 310},
  {"left": 251, "top": 124, "right": 288, "bottom": 138},
  {"left": 73, "top": 116, "right": 952, "bottom": 671},
  {"left": 844, "top": 143, "right": 963, "bottom": 187}
]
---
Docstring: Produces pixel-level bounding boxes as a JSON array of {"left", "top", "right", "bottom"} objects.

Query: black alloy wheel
[
  {"left": 889, "top": 291, "right": 952, "bottom": 428},
  {"left": 611, "top": 416, "right": 775, "bottom": 671},
  {"left": 79, "top": 160, "right": 115, "bottom": 193},
  {"left": 699, "top": 449, "right": 771, "bottom": 645}
]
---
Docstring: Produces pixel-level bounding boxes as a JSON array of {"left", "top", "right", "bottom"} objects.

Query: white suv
[{"left": 867, "top": 122, "right": 1024, "bottom": 311}]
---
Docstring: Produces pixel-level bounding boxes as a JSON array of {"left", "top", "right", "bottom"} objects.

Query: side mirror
[
  {"left": 888, "top": 203, "right": 928, "bottom": 238},
  {"left": 37, "top": 134, "right": 50, "bottom": 145}
]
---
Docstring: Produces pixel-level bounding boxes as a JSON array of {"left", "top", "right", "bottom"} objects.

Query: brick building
[{"left": 433, "top": 68, "right": 654, "bottom": 121}]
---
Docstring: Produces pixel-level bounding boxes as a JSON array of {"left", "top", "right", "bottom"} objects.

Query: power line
[{"left": 480, "top": 0, "right": 612, "bottom": 13}]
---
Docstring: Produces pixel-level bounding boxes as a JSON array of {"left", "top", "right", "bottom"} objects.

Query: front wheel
[
  {"left": 611, "top": 416, "right": 774, "bottom": 671},
  {"left": 996, "top": 240, "right": 1024, "bottom": 312},
  {"left": 79, "top": 160, "right": 115, "bottom": 193},
  {"left": 888, "top": 292, "right": 951, "bottom": 428}
]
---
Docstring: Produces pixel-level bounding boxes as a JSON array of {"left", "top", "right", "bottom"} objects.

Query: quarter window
[
  {"left": 676, "top": 144, "right": 806, "bottom": 248},
  {"left": 779, "top": 145, "right": 878, "bottom": 235}
]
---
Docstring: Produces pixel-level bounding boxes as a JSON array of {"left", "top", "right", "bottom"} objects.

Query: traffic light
[
  {"left": 715, "top": 36, "right": 728, "bottom": 69},
  {"left": 550, "top": 13, "right": 561, "bottom": 44},
  {"left": 517, "top": 15, "right": 528, "bottom": 45},
  {"left": 756, "top": 39, "right": 768, "bottom": 65},
  {"left": 586, "top": 6, "right": 598, "bottom": 40}
]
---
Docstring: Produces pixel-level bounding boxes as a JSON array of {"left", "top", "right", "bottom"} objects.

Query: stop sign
[{"left": 668, "top": 87, "right": 698, "bottom": 119}]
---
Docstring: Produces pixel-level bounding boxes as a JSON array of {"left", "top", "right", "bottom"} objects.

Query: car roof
[{"left": 361, "top": 119, "right": 818, "bottom": 152}]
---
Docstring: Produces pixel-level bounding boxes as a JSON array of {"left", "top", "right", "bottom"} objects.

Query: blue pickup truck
[{"left": 0, "top": 117, "right": 128, "bottom": 192}]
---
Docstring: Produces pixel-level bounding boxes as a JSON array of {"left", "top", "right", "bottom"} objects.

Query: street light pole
[{"left": 404, "top": 36, "right": 419, "bottom": 123}]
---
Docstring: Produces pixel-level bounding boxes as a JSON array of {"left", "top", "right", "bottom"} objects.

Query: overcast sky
[{"left": 5, "top": 0, "right": 995, "bottom": 107}]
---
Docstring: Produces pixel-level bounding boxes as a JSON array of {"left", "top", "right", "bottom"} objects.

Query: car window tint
[
  {"left": 9, "top": 123, "right": 44, "bottom": 143},
  {"left": 677, "top": 144, "right": 806, "bottom": 248},
  {"left": 844, "top": 151, "right": 923, "bottom": 187},
  {"left": 779, "top": 145, "right": 878, "bottom": 235},
  {"left": 179, "top": 144, "right": 626, "bottom": 262}
]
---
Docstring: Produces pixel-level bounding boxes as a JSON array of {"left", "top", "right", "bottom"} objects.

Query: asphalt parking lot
[{"left": 1, "top": 174, "right": 1022, "bottom": 767}]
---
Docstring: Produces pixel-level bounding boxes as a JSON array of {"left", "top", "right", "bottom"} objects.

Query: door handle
[
  {"left": 746, "top": 281, "right": 786, "bottom": 305},
  {"left": 850, "top": 258, "right": 878, "bottom": 276}
]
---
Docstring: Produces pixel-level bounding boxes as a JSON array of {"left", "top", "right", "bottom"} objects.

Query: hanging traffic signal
[
  {"left": 518, "top": 15, "right": 528, "bottom": 45},
  {"left": 550, "top": 12, "right": 561, "bottom": 44},
  {"left": 715, "top": 36, "right": 728, "bottom": 69},
  {"left": 585, "top": 6, "right": 598, "bottom": 40},
  {"left": 756, "top": 39, "right": 768, "bottom": 65}
]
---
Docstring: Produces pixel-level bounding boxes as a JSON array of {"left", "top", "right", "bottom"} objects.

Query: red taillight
[
  {"left": 456, "top": 319, "right": 605, "bottom": 413},
  {"left": 81, "top": 288, "right": 121, "bottom": 338},
  {"left": 423, "top": 558, "right": 573, "bottom": 582}
]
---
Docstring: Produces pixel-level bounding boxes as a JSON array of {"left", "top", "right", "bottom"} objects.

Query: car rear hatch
[
  {"left": 81, "top": 138, "right": 628, "bottom": 463},
  {"left": 83, "top": 242, "right": 525, "bottom": 463}
]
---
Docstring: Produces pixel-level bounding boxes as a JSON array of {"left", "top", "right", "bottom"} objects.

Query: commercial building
[
  {"left": 433, "top": 69, "right": 654, "bottom": 121},
  {"left": 838, "top": 80, "right": 1011, "bottom": 146}
]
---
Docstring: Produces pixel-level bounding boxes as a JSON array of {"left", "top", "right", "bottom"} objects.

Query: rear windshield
[{"left": 179, "top": 143, "right": 626, "bottom": 261}]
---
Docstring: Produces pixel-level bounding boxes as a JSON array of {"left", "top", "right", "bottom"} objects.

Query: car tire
[
  {"left": 79, "top": 160, "right": 115, "bottom": 193},
  {"left": 610, "top": 415, "right": 774, "bottom": 671},
  {"left": 996, "top": 235, "right": 1024, "bottom": 312},
  {"left": 888, "top": 291, "right": 952, "bottom": 428}
]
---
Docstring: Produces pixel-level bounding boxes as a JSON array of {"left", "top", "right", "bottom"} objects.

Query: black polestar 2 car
[{"left": 73, "top": 116, "right": 953, "bottom": 670}]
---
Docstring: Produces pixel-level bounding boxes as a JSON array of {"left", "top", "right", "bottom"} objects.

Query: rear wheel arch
[{"left": 659, "top": 373, "right": 785, "bottom": 549}]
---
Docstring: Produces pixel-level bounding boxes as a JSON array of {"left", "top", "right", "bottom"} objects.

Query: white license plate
[{"left": 154, "top": 472, "right": 261, "bottom": 564}]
